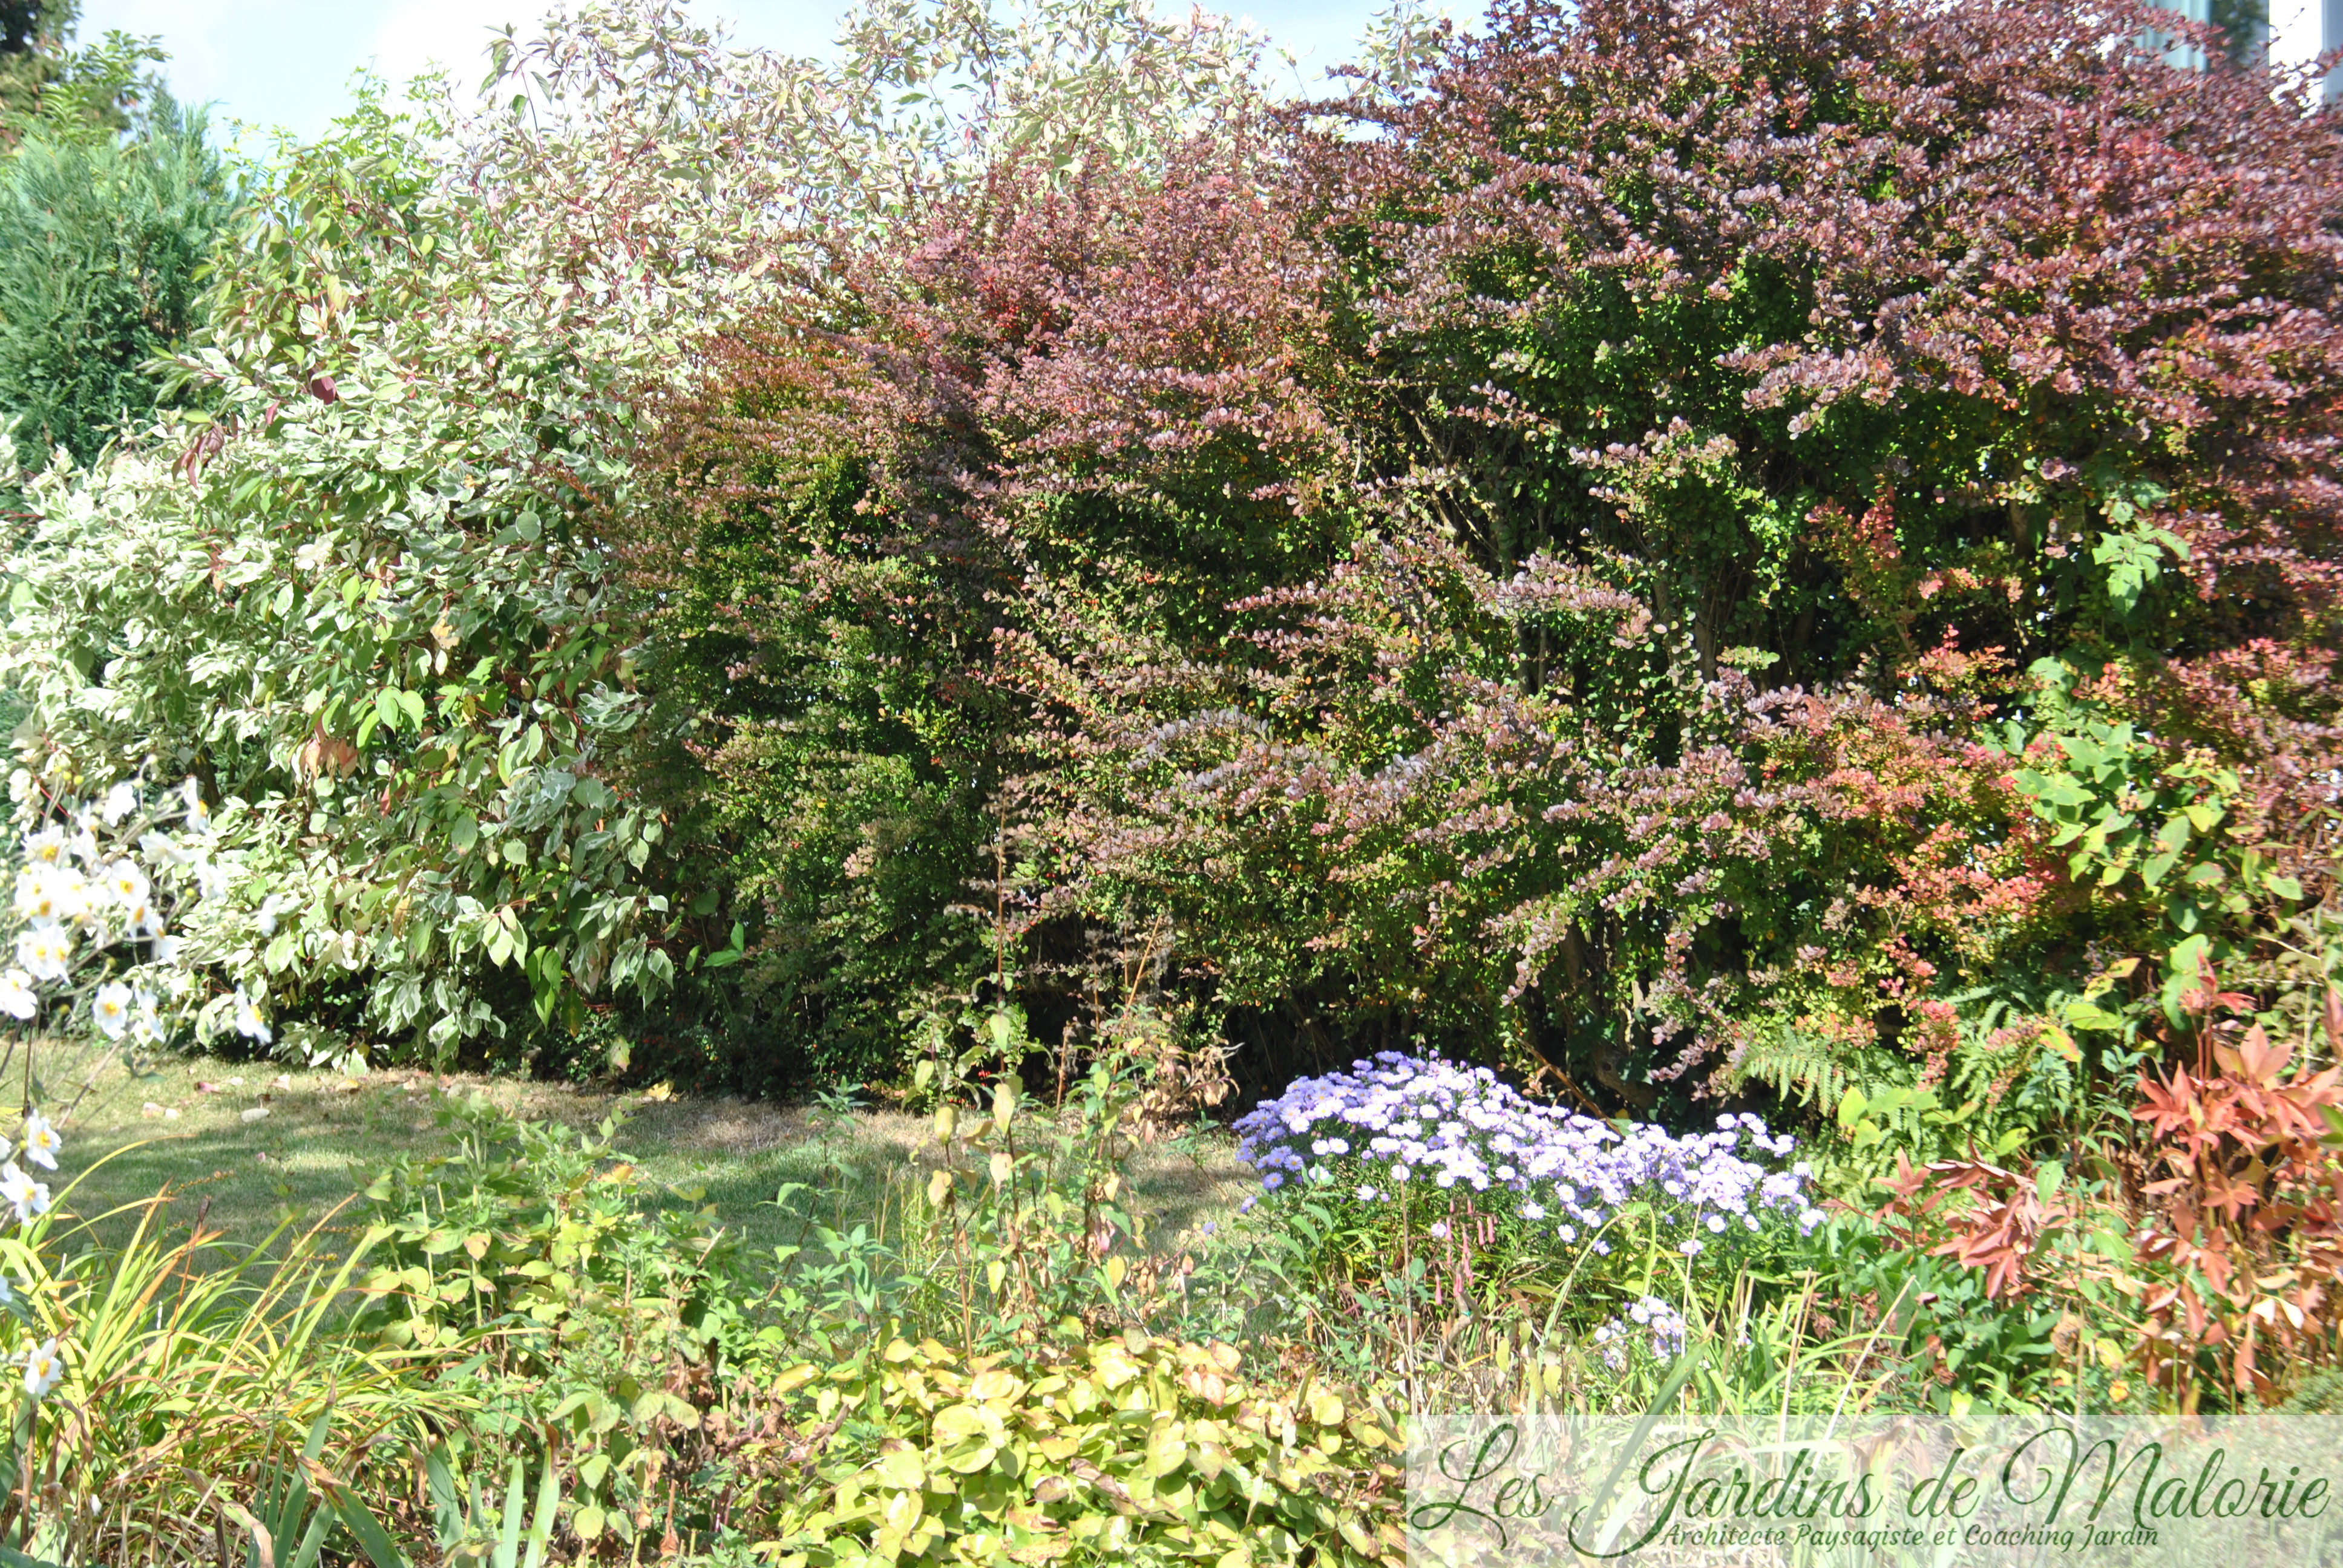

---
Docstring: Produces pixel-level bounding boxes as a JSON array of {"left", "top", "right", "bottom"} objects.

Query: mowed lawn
[{"left": 41, "top": 1056, "right": 1257, "bottom": 1266}]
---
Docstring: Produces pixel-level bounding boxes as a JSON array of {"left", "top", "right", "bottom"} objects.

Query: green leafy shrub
[
  {"left": 0, "top": 0, "right": 1278, "bottom": 1080},
  {"left": 352, "top": 1094, "right": 731, "bottom": 1353},
  {"left": 349, "top": 1094, "right": 765, "bottom": 1552}
]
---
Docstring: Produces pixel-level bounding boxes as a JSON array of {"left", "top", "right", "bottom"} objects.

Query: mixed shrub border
[{"left": 0, "top": 0, "right": 2337, "bottom": 1557}]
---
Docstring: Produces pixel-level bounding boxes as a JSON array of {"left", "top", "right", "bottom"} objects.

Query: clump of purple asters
[
  {"left": 1233, "top": 1053, "right": 1821, "bottom": 1250},
  {"left": 1592, "top": 1296, "right": 1689, "bottom": 1371}
]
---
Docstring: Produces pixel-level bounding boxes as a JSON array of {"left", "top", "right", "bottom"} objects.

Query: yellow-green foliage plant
[{"left": 747, "top": 1331, "right": 1402, "bottom": 1567}]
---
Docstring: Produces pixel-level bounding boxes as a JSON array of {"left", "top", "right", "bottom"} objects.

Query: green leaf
[
  {"left": 317, "top": 1477, "right": 408, "bottom": 1568},
  {"left": 524, "top": 1457, "right": 559, "bottom": 1568},
  {"left": 499, "top": 1459, "right": 526, "bottom": 1563},
  {"left": 2034, "top": 1161, "right": 2065, "bottom": 1204},
  {"left": 704, "top": 921, "right": 748, "bottom": 970}
]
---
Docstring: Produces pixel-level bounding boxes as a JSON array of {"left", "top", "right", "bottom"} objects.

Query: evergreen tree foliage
[
  {"left": 0, "top": 0, "right": 68, "bottom": 129},
  {"left": 0, "top": 93, "right": 234, "bottom": 470}
]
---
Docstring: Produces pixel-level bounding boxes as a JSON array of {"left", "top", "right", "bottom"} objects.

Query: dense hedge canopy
[
  {"left": 632, "top": 0, "right": 2342, "bottom": 1114},
  {"left": 1, "top": 0, "right": 2335, "bottom": 1133}
]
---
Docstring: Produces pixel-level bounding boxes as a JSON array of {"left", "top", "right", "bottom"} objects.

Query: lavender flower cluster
[
  {"left": 1593, "top": 1296, "right": 1688, "bottom": 1370},
  {"left": 1233, "top": 1053, "right": 1823, "bottom": 1253}
]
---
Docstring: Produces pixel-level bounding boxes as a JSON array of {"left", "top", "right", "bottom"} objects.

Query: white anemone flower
[
  {"left": 149, "top": 934, "right": 180, "bottom": 965},
  {"left": 181, "top": 780, "right": 212, "bottom": 836},
  {"left": 1, "top": 1163, "right": 51, "bottom": 1223},
  {"left": 0, "top": 970, "right": 34, "bottom": 1022},
  {"left": 14, "top": 863, "right": 88, "bottom": 926},
  {"left": 99, "top": 860, "right": 149, "bottom": 909},
  {"left": 91, "top": 983, "right": 132, "bottom": 1042},
  {"left": 123, "top": 900, "right": 163, "bottom": 939},
  {"left": 100, "top": 782, "right": 138, "bottom": 825},
  {"left": 18, "top": 828, "right": 64, "bottom": 866},
  {"left": 22, "top": 1339, "right": 61, "bottom": 1400},
  {"left": 232, "top": 988, "right": 271, "bottom": 1046},
  {"left": 20, "top": 1115, "right": 59, "bottom": 1172},
  {"left": 14, "top": 928, "right": 71, "bottom": 984}
]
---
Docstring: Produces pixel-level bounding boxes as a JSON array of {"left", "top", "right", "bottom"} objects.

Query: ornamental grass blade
[
  {"left": 284, "top": 1508, "right": 332, "bottom": 1568},
  {"left": 494, "top": 1458, "right": 524, "bottom": 1568},
  {"left": 523, "top": 1460, "right": 558, "bottom": 1568},
  {"left": 313, "top": 1473, "right": 408, "bottom": 1568}
]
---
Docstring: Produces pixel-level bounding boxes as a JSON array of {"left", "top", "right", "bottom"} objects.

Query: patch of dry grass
[{"left": 43, "top": 1056, "right": 1256, "bottom": 1266}]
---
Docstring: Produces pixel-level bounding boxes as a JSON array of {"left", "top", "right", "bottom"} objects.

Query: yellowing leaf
[
  {"left": 970, "top": 1368, "right": 1024, "bottom": 1404},
  {"left": 1144, "top": 1422, "right": 1187, "bottom": 1478},
  {"left": 1093, "top": 1344, "right": 1142, "bottom": 1390},
  {"left": 877, "top": 1445, "right": 925, "bottom": 1489},
  {"left": 931, "top": 1403, "right": 1003, "bottom": 1473}
]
